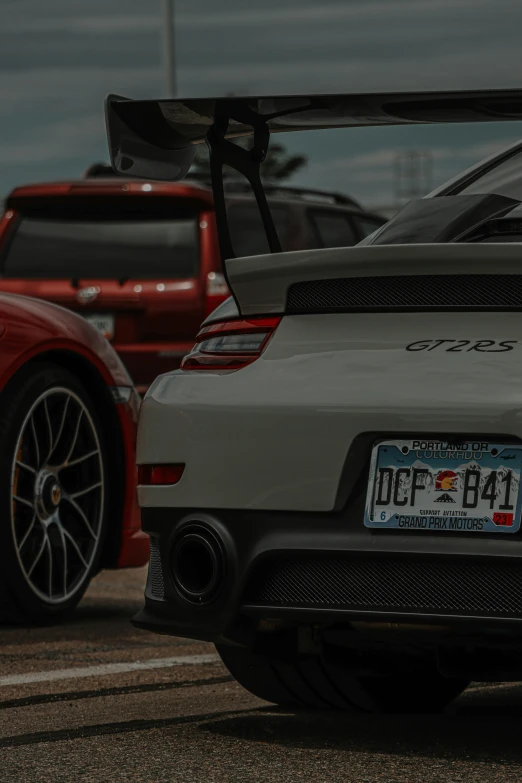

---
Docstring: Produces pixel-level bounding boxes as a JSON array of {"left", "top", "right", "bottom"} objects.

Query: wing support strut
[{"left": 206, "top": 100, "right": 282, "bottom": 264}]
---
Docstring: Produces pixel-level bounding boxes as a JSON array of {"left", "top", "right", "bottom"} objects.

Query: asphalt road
[{"left": 2, "top": 569, "right": 522, "bottom": 782}]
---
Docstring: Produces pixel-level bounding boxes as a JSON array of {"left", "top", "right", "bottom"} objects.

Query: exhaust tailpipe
[{"left": 171, "top": 525, "right": 225, "bottom": 604}]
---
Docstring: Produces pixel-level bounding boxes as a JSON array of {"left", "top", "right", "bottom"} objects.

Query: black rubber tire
[
  {"left": 0, "top": 362, "right": 109, "bottom": 625},
  {"left": 355, "top": 670, "right": 470, "bottom": 714},
  {"left": 216, "top": 644, "right": 469, "bottom": 713}
]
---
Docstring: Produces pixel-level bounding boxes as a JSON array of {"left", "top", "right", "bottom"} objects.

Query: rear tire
[
  {"left": 0, "top": 362, "right": 109, "bottom": 624},
  {"left": 216, "top": 644, "right": 469, "bottom": 713}
]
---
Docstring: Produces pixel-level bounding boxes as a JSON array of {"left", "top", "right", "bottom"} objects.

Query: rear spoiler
[
  {"left": 105, "top": 90, "right": 522, "bottom": 265},
  {"left": 227, "top": 243, "right": 522, "bottom": 316}
]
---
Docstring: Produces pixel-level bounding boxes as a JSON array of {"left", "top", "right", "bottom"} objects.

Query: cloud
[
  {"left": 181, "top": 47, "right": 522, "bottom": 95},
  {"left": 292, "top": 137, "right": 522, "bottom": 206},
  {"left": 0, "top": 15, "right": 160, "bottom": 35},
  {"left": 0, "top": 66, "right": 161, "bottom": 115},
  {"left": 0, "top": 0, "right": 498, "bottom": 34},
  {"left": 177, "top": 0, "right": 503, "bottom": 29},
  {"left": 2, "top": 0, "right": 522, "bottom": 205},
  {"left": 0, "top": 115, "right": 105, "bottom": 166},
  {"left": 317, "top": 139, "right": 521, "bottom": 175}
]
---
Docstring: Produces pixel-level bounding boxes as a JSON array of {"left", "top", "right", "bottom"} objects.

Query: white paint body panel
[{"left": 137, "top": 309, "right": 522, "bottom": 511}]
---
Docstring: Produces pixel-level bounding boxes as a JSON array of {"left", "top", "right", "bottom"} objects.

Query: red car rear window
[{"left": 2, "top": 202, "right": 200, "bottom": 279}]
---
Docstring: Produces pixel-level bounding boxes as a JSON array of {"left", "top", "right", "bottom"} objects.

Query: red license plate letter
[{"left": 493, "top": 512, "right": 514, "bottom": 527}]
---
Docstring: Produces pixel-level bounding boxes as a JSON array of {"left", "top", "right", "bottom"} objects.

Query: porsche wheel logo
[{"left": 51, "top": 484, "right": 62, "bottom": 506}]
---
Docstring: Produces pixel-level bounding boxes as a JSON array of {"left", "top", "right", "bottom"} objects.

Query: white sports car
[{"left": 106, "top": 89, "right": 522, "bottom": 712}]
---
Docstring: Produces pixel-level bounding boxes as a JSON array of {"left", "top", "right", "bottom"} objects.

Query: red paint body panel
[
  {"left": 0, "top": 293, "right": 132, "bottom": 389},
  {"left": 115, "top": 397, "right": 149, "bottom": 568},
  {"left": 1, "top": 180, "right": 229, "bottom": 391},
  {"left": 8, "top": 179, "right": 215, "bottom": 204},
  {"left": 0, "top": 292, "right": 148, "bottom": 569}
]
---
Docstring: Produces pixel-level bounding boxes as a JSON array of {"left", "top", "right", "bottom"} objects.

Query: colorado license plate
[
  {"left": 364, "top": 439, "right": 522, "bottom": 534},
  {"left": 83, "top": 314, "right": 115, "bottom": 340}
]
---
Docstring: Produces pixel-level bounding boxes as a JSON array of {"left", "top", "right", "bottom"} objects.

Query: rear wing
[
  {"left": 226, "top": 243, "right": 522, "bottom": 316},
  {"left": 105, "top": 90, "right": 522, "bottom": 263}
]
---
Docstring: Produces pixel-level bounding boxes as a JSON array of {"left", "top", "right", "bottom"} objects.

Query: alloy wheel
[{"left": 10, "top": 387, "right": 104, "bottom": 604}]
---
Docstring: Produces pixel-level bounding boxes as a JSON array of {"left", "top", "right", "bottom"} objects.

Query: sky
[{"left": 3, "top": 0, "right": 522, "bottom": 208}]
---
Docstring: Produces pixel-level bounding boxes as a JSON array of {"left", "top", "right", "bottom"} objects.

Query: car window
[
  {"left": 3, "top": 211, "right": 200, "bottom": 279},
  {"left": 452, "top": 147, "right": 522, "bottom": 199},
  {"left": 354, "top": 215, "right": 386, "bottom": 238},
  {"left": 227, "top": 202, "right": 290, "bottom": 257},
  {"left": 309, "top": 210, "right": 357, "bottom": 248}
]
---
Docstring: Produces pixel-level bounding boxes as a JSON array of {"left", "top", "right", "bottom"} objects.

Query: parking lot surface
[{"left": 1, "top": 567, "right": 522, "bottom": 782}]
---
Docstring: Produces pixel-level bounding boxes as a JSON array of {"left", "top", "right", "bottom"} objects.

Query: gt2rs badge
[{"left": 406, "top": 339, "right": 518, "bottom": 352}]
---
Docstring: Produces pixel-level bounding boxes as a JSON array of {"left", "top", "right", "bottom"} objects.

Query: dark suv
[{"left": 223, "top": 182, "right": 386, "bottom": 257}]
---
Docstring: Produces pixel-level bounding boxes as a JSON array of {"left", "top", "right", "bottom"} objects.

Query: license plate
[
  {"left": 83, "top": 314, "right": 115, "bottom": 340},
  {"left": 364, "top": 439, "right": 522, "bottom": 534}
]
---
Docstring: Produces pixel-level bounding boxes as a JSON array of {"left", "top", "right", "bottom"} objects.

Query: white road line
[{"left": 0, "top": 654, "right": 220, "bottom": 687}]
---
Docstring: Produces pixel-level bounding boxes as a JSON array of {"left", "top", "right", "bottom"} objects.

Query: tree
[{"left": 190, "top": 137, "right": 307, "bottom": 183}]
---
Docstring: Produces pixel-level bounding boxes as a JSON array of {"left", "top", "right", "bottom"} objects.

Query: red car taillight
[
  {"left": 138, "top": 464, "right": 185, "bottom": 485},
  {"left": 181, "top": 316, "right": 281, "bottom": 371},
  {"left": 204, "top": 271, "right": 230, "bottom": 318},
  {"left": 206, "top": 271, "right": 229, "bottom": 298}
]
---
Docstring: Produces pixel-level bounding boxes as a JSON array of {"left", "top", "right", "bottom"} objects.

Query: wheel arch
[{"left": 0, "top": 349, "right": 126, "bottom": 569}]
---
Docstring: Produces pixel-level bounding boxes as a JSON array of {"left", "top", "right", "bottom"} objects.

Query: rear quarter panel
[
  {"left": 0, "top": 294, "right": 132, "bottom": 390},
  {"left": 137, "top": 311, "right": 522, "bottom": 512}
]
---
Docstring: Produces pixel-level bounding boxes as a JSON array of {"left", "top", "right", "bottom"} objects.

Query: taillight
[
  {"left": 206, "top": 271, "right": 229, "bottom": 297},
  {"left": 138, "top": 464, "right": 185, "bottom": 485},
  {"left": 204, "top": 271, "right": 230, "bottom": 318},
  {"left": 181, "top": 316, "right": 281, "bottom": 371}
]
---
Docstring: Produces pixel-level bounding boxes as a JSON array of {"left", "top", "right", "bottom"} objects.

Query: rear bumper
[
  {"left": 113, "top": 342, "right": 193, "bottom": 392},
  {"left": 133, "top": 506, "right": 522, "bottom": 643}
]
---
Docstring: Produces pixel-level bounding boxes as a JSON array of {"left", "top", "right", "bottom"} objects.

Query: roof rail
[
  {"left": 222, "top": 180, "right": 362, "bottom": 209},
  {"left": 84, "top": 163, "right": 362, "bottom": 209}
]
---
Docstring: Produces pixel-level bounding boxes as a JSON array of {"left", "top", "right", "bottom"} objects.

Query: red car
[
  {"left": 0, "top": 177, "right": 384, "bottom": 392},
  {"left": 0, "top": 293, "right": 147, "bottom": 623},
  {"left": 0, "top": 179, "right": 228, "bottom": 394}
]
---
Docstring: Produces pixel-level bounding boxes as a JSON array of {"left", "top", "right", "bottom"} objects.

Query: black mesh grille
[
  {"left": 286, "top": 274, "right": 522, "bottom": 312},
  {"left": 149, "top": 537, "right": 165, "bottom": 599},
  {"left": 479, "top": 235, "right": 522, "bottom": 243},
  {"left": 244, "top": 555, "right": 522, "bottom": 618}
]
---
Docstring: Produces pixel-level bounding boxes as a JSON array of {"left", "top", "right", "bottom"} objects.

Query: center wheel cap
[
  {"left": 35, "top": 471, "right": 63, "bottom": 517},
  {"left": 50, "top": 484, "right": 61, "bottom": 506}
]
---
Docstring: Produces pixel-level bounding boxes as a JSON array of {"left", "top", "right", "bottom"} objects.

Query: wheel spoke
[
  {"left": 14, "top": 494, "right": 34, "bottom": 510},
  {"left": 70, "top": 482, "right": 102, "bottom": 500},
  {"left": 63, "top": 528, "right": 88, "bottom": 568},
  {"left": 63, "top": 408, "right": 83, "bottom": 465},
  {"left": 62, "top": 496, "right": 97, "bottom": 539},
  {"left": 18, "top": 513, "right": 37, "bottom": 551},
  {"left": 46, "top": 537, "right": 53, "bottom": 598},
  {"left": 27, "top": 533, "right": 48, "bottom": 577},
  {"left": 43, "top": 397, "right": 53, "bottom": 463},
  {"left": 65, "top": 449, "right": 100, "bottom": 469},
  {"left": 16, "top": 460, "right": 36, "bottom": 475},
  {"left": 30, "top": 416, "right": 40, "bottom": 469},
  {"left": 56, "top": 521, "right": 68, "bottom": 595},
  {"left": 49, "top": 395, "right": 70, "bottom": 464}
]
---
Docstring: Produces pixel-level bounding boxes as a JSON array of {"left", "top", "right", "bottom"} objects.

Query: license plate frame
[
  {"left": 83, "top": 313, "right": 115, "bottom": 341},
  {"left": 364, "top": 439, "right": 522, "bottom": 534}
]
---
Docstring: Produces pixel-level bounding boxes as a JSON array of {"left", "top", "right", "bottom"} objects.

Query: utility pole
[
  {"left": 163, "top": 0, "right": 176, "bottom": 97},
  {"left": 394, "top": 150, "right": 433, "bottom": 202}
]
